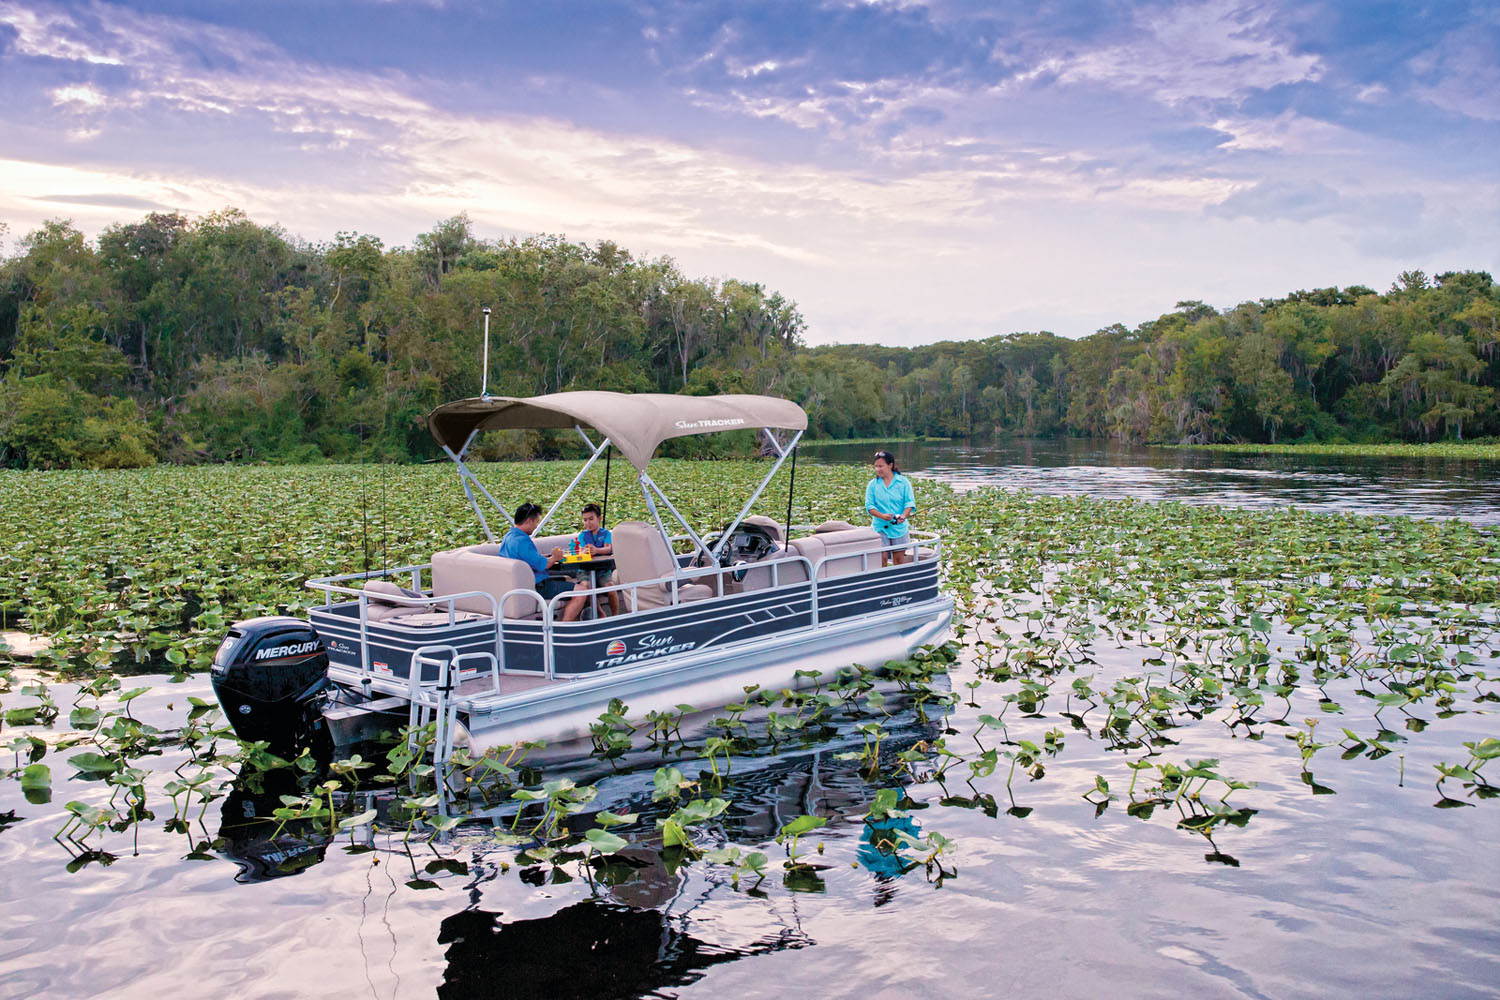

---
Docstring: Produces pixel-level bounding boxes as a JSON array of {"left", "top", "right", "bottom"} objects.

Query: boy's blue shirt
[{"left": 578, "top": 527, "right": 612, "bottom": 549}]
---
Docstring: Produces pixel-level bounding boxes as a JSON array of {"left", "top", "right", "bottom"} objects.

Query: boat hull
[{"left": 457, "top": 594, "right": 953, "bottom": 750}]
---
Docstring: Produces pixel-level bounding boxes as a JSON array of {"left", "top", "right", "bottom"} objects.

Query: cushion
[
  {"left": 431, "top": 545, "right": 543, "bottom": 619},
  {"left": 614, "top": 522, "right": 713, "bottom": 610},
  {"left": 815, "top": 520, "right": 858, "bottom": 533},
  {"left": 742, "top": 515, "right": 784, "bottom": 542}
]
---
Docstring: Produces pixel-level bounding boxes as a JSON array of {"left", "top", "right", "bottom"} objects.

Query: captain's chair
[{"left": 612, "top": 521, "right": 714, "bottom": 611}]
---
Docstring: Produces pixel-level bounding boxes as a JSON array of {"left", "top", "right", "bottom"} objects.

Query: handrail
[{"left": 311, "top": 530, "right": 942, "bottom": 684}]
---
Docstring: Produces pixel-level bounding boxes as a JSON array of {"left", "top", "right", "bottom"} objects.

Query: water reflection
[
  {"left": 805, "top": 439, "right": 1500, "bottom": 524},
  {"left": 437, "top": 899, "right": 808, "bottom": 1000},
  {"left": 217, "top": 771, "right": 331, "bottom": 882}
]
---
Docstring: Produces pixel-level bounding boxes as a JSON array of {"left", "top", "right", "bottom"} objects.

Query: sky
[{"left": 0, "top": 1, "right": 1496, "bottom": 346}]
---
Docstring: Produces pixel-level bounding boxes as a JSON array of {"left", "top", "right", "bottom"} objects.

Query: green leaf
[
  {"left": 20, "top": 762, "right": 50, "bottom": 792},
  {"left": 778, "top": 814, "right": 825, "bottom": 840},
  {"left": 67, "top": 752, "right": 117, "bottom": 775},
  {"left": 583, "top": 828, "right": 628, "bottom": 854},
  {"left": 338, "top": 809, "right": 378, "bottom": 830}
]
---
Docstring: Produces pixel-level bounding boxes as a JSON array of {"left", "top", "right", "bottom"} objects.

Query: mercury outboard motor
[{"left": 210, "top": 616, "right": 330, "bottom": 753}]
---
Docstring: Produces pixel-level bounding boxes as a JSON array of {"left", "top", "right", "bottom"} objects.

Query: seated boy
[
  {"left": 498, "top": 502, "right": 590, "bottom": 621},
  {"left": 578, "top": 502, "right": 621, "bottom": 616}
]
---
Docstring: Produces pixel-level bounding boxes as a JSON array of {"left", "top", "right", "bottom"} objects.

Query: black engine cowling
[{"left": 210, "top": 616, "right": 330, "bottom": 752}]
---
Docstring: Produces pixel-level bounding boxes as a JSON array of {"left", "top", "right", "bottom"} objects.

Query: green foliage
[{"left": 3, "top": 211, "right": 1495, "bottom": 469}]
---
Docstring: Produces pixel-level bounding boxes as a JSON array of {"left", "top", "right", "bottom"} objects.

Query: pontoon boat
[{"left": 211, "top": 390, "right": 952, "bottom": 762}]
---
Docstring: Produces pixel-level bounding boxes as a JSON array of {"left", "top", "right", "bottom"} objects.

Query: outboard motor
[{"left": 210, "top": 616, "right": 330, "bottom": 753}]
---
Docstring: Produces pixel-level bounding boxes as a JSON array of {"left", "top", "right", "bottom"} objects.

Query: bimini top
[{"left": 427, "top": 391, "right": 807, "bottom": 471}]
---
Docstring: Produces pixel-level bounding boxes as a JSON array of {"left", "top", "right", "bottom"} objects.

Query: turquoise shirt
[{"left": 865, "top": 473, "right": 916, "bottom": 537}]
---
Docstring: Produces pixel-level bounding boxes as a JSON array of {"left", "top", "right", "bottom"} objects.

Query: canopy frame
[
  {"left": 428, "top": 391, "right": 808, "bottom": 556},
  {"left": 537, "top": 428, "right": 611, "bottom": 533},
  {"left": 710, "top": 428, "right": 803, "bottom": 560}
]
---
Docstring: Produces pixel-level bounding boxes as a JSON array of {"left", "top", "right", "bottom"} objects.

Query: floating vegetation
[
  {"left": 3, "top": 461, "right": 1499, "bottom": 888},
  {"left": 1172, "top": 440, "right": 1500, "bottom": 461}
]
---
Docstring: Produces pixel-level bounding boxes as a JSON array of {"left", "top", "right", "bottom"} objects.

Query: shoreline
[{"left": 1169, "top": 441, "right": 1500, "bottom": 461}]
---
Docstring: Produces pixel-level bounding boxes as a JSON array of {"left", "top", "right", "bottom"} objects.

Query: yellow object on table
[{"left": 562, "top": 552, "right": 591, "bottom": 563}]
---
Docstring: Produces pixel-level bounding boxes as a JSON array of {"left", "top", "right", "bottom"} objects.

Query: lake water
[
  {"left": 803, "top": 439, "right": 1500, "bottom": 525},
  {"left": 3, "top": 448, "right": 1499, "bottom": 999}
]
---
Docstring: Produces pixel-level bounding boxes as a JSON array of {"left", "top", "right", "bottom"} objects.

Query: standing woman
[{"left": 866, "top": 450, "right": 916, "bottom": 566}]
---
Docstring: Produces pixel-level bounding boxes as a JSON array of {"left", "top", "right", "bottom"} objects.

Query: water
[
  {"left": 4, "top": 445, "right": 1499, "bottom": 999},
  {"left": 804, "top": 439, "right": 1500, "bottom": 525},
  {"left": 5, "top": 652, "right": 1498, "bottom": 999}
]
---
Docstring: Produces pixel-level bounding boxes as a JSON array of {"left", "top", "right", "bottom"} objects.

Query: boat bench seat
[
  {"left": 360, "top": 580, "right": 441, "bottom": 622},
  {"left": 728, "top": 545, "right": 801, "bottom": 592},
  {"left": 430, "top": 544, "right": 546, "bottom": 620},
  {"left": 530, "top": 533, "right": 579, "bottom": 558},
  {"left": 613, "top": 522, "right": 714, "bottom": 611},
  {"left": 786, "top": 527, "right": 886, "bottom": 580}
]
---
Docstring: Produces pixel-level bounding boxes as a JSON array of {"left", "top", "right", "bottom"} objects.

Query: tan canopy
[{"left": 427, "top": 391, "right": 807, "bottom": 471}]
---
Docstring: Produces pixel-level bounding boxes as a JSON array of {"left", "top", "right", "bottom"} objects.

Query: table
[{"left": 550, "top": 557, "right": 616, "bottom": 618}]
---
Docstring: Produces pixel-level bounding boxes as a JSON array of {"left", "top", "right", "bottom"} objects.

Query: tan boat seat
[
  {"left": 730, "top": 545, "right": 801, "bottom": 592},
  {"left": 430, "top": 544, "right": 545, "bottom": 619},
  {"left": 788, "top": 526, "right": 884, "bottom": 579},
  {"left": 612, "top": 521, "right": 714, "bottom": 611},
  {"left": 358, "top": 580, "right": 440, "bottom": 621},
  {"left": 531, "top": 533, "right": 579, "bottom": 558}
]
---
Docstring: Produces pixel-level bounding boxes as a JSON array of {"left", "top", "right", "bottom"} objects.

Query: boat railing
[
  {"left": 406, "top": 645, "right": 497, "bottom": 762},
  {"left": 306, "top": 567, "right": 504, "bottom": 694},
  {"left": 309, "top": 528, "right": 942, "bottom": 685}
]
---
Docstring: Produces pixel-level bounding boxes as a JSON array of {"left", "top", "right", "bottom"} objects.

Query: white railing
[{"left": 308, "top": 528, "right": 942, "bottom": 684}]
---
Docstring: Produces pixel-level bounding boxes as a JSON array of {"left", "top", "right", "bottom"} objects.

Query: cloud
[
  {"left": 1055, "top": 0, "right": 1324, "bottom": 104},
  {"left": 0, "top": 0, "right": 1495, "bottom": 347},
  {"left": 33, "top": 192, "right": 173, "bottom": 210},
  {"left": 1208, "top": 178, "right": 1344, "bottom": 221}
]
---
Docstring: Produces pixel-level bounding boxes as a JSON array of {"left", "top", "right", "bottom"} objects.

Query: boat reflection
[{"left": 437, "top": 898, "right": 809, "bottom": 1000}]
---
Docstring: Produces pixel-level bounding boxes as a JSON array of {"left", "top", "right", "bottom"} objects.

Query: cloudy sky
[{"left": 1, "top": 1, "right": 1496, "bottom": 345}]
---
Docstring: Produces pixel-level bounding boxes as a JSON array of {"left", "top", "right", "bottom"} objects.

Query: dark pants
[{"left": 537, "top": 577, "right": 577, "bottom": 601}]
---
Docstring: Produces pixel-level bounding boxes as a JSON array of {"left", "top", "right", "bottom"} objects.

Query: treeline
[
  {"left": 820, "top": 273, "right": 1499, "bottom": 445},
  {"left": 0, "top": 208, "right": 1496, "bottom": 469}
]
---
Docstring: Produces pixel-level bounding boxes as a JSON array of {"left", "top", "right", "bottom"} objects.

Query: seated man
[
  {"left": 499, "top": 502, "right": 590, "bottom": 621},
  {"left": 577, "top": 502, "right": 621, "bottom": 616}
]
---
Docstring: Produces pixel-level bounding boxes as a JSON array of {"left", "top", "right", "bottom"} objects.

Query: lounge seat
[
  {"left": 787, "top": 526, "right": 885, "bottom": 580},
  {"left": 531, "top": 533, "right": 580, "bottom": 557},
  {"left": 379, "top": 610, "right": 485, "bottom": 627},
  {"left": 360, "top": 580, "right": 441, "bottom": 622},
  {"left": 728, "top": 544, "right": 802, "bottom": 592},
  {"left": 612, "top": 521, "right": 714, "bottom": 611},
  {"left": 430, "top": 544, "right": 546, "bottom": 619}
]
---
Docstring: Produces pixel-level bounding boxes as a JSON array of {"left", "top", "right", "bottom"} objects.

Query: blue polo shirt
[
  {"left": 578, "top": 527, "right": 611, "bottom": 550},
  {"left": 865, "top": 473, "right": 916, "bottom": 538},
  {"left": 498, "top": 526, "right": 549, "bottom": 584}
]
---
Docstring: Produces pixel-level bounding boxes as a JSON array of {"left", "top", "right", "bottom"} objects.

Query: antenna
[{"left": 480, "top": 306, "right": 492, "bottom": 398}]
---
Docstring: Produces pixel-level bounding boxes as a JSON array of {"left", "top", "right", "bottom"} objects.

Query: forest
[{"left": 0, "top": 209, "right": 1496, "bottom": 468}]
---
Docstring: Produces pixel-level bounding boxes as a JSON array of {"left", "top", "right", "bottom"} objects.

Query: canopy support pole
[
  {"left": 460, "top": 476, "right": 494, "bottom": 542},
  {"left": 602, "top": 447, "right": 611, "bottom": 524},
  {"left": 538, "top": 428, "right": 610, "bottom": 532},
  {"left": 641, "top": 474, "right": 713, "bottom": 561},
  {"left": 712, "top": 428, "right": 803, "bottom": 559},
  {"left": 783, "top": 445, "right": 797, "bottom": 543},
  {"left": 456, "top": 429, "right": 479, "bottom": 463},
  {"left": 638, "top": 476, "right": 682, "bottom": 580},
  {"left": 442, "top": 444, "right": 515, "bottom": 540}
]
